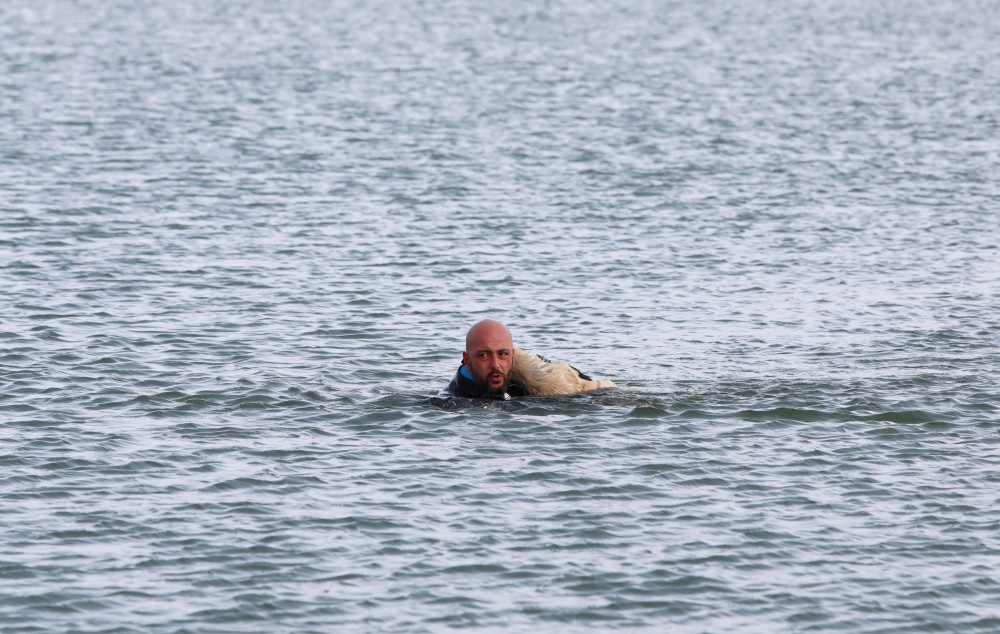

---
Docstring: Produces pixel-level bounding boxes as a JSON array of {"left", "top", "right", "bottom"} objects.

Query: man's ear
[{"left": 462, "top": 352, "right": 469, "bottom": 368}]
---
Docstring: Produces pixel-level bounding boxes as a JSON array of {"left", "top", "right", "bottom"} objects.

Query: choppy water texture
[{"left": 3, "top": 0, "right": 1000, "bottom": 631}]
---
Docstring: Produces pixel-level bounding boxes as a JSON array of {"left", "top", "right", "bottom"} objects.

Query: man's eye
[{"left": 499, "top": 351, "right": 510, "bottom": 357}]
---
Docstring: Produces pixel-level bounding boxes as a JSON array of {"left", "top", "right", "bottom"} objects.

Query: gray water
[{"left": 3, "top": 0, "right": 1000, "bottom": 631}]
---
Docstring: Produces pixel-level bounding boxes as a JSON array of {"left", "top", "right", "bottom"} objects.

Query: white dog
[{"left": 511, "top": 347, "right": 616, "bottom": 397}]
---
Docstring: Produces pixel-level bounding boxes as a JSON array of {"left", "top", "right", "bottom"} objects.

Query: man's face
[{"left": 462, "top": 324, "right": 514, "bottom": 396}]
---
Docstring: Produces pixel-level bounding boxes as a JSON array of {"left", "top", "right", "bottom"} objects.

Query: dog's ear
[{"left": 511, "top": 347, "right": 539, "bottom": 395}]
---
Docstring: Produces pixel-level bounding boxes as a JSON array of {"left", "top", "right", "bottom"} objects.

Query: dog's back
[{"left": 512, "top": 347, "right": 616, "bottom": 397}]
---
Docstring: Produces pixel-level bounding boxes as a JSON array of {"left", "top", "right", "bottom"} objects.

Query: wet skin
[{"left": 462, "top": 320, "right": 514, "bottom": 395}]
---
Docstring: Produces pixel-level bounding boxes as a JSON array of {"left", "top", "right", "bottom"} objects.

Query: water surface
[{"left": 2, "top": 0, "right": 999, "bottom": 631}]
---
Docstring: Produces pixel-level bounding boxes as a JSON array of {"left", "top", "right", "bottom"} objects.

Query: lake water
[{"left": 2, "top": 0, "right": 999, "bottom": 631}]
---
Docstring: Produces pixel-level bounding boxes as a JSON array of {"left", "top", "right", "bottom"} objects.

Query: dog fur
[{"left": 512, "top": 347, "right": 616, "bottom": 397}]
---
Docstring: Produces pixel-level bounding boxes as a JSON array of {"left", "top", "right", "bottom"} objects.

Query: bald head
[
  {"left": 462, "top": 320, "right": 514, "bottom": 396},
  {"left": 465, "top": 319, "right": 512, "bottom": 353}
]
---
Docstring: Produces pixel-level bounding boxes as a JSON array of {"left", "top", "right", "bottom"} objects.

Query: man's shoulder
[
  {"left": 443, "top": 372, "right": 468, "bottom": 397},
  {"left": 444, "top": 364, "right": 478, "bottom": 398}
]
